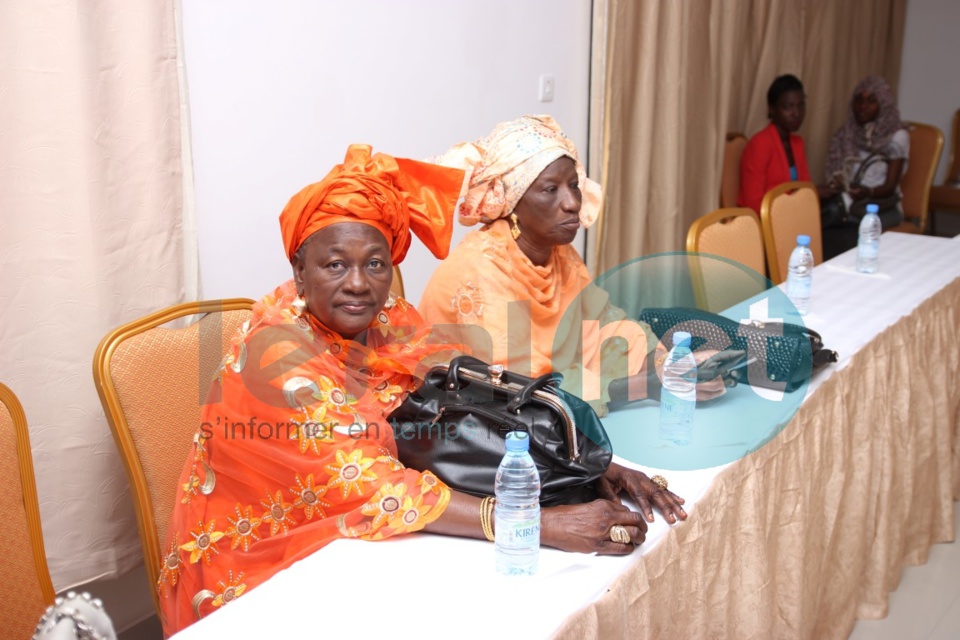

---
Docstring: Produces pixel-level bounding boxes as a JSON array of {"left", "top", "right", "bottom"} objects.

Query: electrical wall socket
[{"left": 539, "top": 74, "right": 555, "bottom": 102}]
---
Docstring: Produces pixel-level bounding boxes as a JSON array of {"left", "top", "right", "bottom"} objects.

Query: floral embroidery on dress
[
  {"left": 158, "top": 533, "right": 182, "bottom": 597},
  {"left": 313, "top": 375, "right": 358, "bottom": 412},
  {"left": 224, "top": 504, "right": 262, "bottom": 552},
  {"left": 180, "top": 520, "right": 225, "bottom": 565},
  {"left": 388, "top": 494, "right": 433, "bottom": 534},
  {"left": 371, "top": 379, "right": 403, "bottom": 404},
  {"left": 417, "top": 472, "right": 443, "bottom": 496},
  {"left": 211, "top": 570, "right": 246, "bottom": 608},
  {"left": 325, "top": 448, "right": 377, "bottom": 498},
  {"left": 451, "top": 282, "right": 485, "bottom": 323},
  {"left": 290, "top": 473, "right": 331, "bottom": 520},
  {"left": 360, "top": 482, "right": 406, "bottom": 528},
  {"left": 260, "top": 490, "right": 296, "bottom": 536}
]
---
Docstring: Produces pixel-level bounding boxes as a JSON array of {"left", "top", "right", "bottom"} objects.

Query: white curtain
[{"left": 0, "top": 0, "right": 197, "bottom": 589}]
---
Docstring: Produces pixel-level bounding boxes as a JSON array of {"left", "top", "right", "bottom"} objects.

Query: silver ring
[{"left": 609, "top": 524, "right": 631, "bottom": 544}]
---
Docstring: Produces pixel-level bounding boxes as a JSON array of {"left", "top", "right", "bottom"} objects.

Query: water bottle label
[
  {"left": 859, "top": 241, "right": 879, "bottom": 259},
  {"left": 497, "top": 519, "right": 540, "bottom": 546},
  {"left": 787, "top": 277, "right": 811, "bottom": 300}
]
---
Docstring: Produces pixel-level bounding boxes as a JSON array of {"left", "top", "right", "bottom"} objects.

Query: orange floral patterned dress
[{"left": 159, "top": 280, "right": 457, "bottom": 634}]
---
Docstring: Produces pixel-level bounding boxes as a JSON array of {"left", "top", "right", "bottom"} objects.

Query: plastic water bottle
[
  {"left": 494, "top": 431, "right": 540, "bottom": 576},
  {"left": 786, "top": 234, "right": 814, "bottom": 315},
  {"left": 659, "top": 331, "right": 697, "bottom": 446},
  {"left": 857, "top": 203, "right": 882, "bottom": 273}
]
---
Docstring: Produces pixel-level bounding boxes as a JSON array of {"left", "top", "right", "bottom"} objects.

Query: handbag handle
[
  {"left": 444, "top": 355, "right": 495, "bottom": 390},
  {"left": 443, "top": 355, "right": 559, "bottom": 413},
  {"left": 505, "top": 373, "right": 558, "bottom": 413}
]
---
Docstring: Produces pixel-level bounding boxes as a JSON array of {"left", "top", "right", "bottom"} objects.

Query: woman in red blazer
[{"left": 738, "top": 74, "right": 811, "bottom": 215}]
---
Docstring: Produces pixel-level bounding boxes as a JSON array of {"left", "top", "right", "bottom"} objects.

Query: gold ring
[
  {"left": 609, "top": 524, "right": 631, "bottom": 544},
  {"left": 651, "top": 475, "right": 668, "bottom": 491}
]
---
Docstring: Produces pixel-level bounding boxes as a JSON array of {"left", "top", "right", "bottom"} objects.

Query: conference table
[{"left": 173, "top": 232, "right": 960, "bottom": 639}]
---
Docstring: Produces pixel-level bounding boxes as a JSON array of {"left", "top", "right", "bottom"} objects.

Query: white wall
[
  {"left": 183, "top": 0, "right": 592, "bottom": 306},
  {"left": 899, "top": 0, "right": 960, "bottom": 183}
]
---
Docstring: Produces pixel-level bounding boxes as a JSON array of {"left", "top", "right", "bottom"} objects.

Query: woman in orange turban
[{"left": 160, "top": 145, "right": 657, "bottom": 635}]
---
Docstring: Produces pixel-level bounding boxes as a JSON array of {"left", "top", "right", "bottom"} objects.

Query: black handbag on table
[
  {"left": 388, "top": 355, "right": 613, "bottom": 506},
  {"left": 639, "top": 308, "right": 838, "bottom": 393}
]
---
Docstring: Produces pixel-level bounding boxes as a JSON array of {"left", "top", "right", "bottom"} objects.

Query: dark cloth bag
[
  {"left": 388, "top": 355, "right": 613, "bottom": 506},
  {"left": 639, "top": 308, "right": 838, "bottom": 393}
]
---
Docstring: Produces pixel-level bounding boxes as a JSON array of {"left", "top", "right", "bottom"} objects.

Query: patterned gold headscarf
[{"left": 431, "top": 115, "right": 602, "bottom": 227}]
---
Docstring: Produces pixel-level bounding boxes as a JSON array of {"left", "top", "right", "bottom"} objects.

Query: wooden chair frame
[
  {"left": 0, "top": 383, "right": 56, "bottom": 606},
  {"left": 92, "top": 299, "right": 253, "bottom": 614},
  {"left": 890, "top": 121, "right": 944, "bottom": 234},
  {"left": 929, "top": 110, "right": 960, "bottom": 235},
  {"left": 720, "top": 132, "right": 748, "bottom": 208}
]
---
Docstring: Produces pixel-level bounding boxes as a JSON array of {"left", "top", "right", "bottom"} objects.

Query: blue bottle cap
[
  {"left": 672, "top": 331, "right": 692, "bottom": 347},
  {"left": 866, "top": 204, "right": 879, "bottom": 214},
  {"left": 797, "top": 234, "right": 811, "bottom": 246},
  {"left": 505, "top": 431, "right": 531, "bottom": 452}
]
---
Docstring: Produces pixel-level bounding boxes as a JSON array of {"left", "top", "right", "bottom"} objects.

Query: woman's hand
[
  {"left": 540, "top": 499, "right": 648, "bottom": 554},
  {"left": 595, "top": 463, "right": 687, "bottom": 524},
  {"left": 695, "top": 349, "right": 745, "bottom": 385}
]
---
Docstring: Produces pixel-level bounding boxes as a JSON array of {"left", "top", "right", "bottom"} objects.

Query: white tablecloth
[{"left": 173, "top": 233, "right": 960, "bottom": 639}]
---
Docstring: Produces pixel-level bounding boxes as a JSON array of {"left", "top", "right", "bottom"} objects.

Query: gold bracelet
[{"left": 480, "top": 496, "right": 496, "bottom": 541}]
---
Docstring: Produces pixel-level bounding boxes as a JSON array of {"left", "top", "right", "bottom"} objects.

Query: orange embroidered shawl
[
  {"left": 160, "top": 281, "right": 456, "bottom": 634},
  {"left": 418, "top": 219, "right": 649, "bottom": 411}
]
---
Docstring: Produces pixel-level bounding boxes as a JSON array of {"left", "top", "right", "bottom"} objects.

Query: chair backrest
[
  {"left": 720, "top": 132, "right": 748, "bottom": 208},
  {"left": 946, "top": 109, "right": 960, "bottom": 185},
  {"left": 687, "top": 207, "right": 767, "bottom": 311},
  {"left": 391, "top": 265, "right": 405, "bottom": 299},
  {"left": 0, "top": 383, "right": 56, "bottom": 639},
  {"left": 93, "top": 299, "right": 254, "bottom": 615},
  {"left": 759, "top": 181, "right": 823, "bottom": 284},
  {"left": 900, "top": 122, "right": 944, "bottom": 231}
]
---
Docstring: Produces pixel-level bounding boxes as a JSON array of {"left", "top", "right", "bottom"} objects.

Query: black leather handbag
[
  {"left": 388, "top": 356, "right": 613, "bottom": 506},
  {"left": 639, "top": 308, "right": 838, "bottom": 393}
]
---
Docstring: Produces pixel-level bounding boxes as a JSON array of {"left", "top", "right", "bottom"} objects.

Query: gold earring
[
  {"left": 292, "top": 295, "right": 307, "bottom": 317},
  {"left": 509, "top": 213, "right": 521, "bottom": 240}
]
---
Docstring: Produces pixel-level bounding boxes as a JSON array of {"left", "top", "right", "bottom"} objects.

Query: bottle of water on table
[
  {"left": 495, "top": 431, "right": 540, "bottom": 576},
  {"left": 786, "top": 234, "right": 814, "bottom": 315},
  {"left": 857, "top": 203, "right": 881, "bottom": 274},
  {"left": 659, "top": 331, "right": 697, "bottom": 446}
]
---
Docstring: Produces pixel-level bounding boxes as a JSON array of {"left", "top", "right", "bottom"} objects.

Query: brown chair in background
[
  {"left": 889, "top": 121, "right": 944, "bottom": 234},
  {"left": 928, "top": 109, "right": 960, "bottom": 235},
  {"left": 720, "top": 132, "right": 748, "bottom": 208},
  {"left": 391, "top": 265, "right": 405, "bottom": 299},
  {"left": 759, "top": 181, "right": 823, "bottom": 284},
  {"left": 93, "top": 299, "right": 254, "bottom": 615},
  {"left": 0, "top": 383, "right": 56, "bottom": 639},
  {"left": 686, "top": 207, "right": 767, "bottom": 312}
]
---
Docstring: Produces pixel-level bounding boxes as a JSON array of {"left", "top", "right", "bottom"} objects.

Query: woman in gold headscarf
[
  {"left": 160, "top": 145, "right": 658, "bottom": 635},
  {"left": 420, "top": 116, "right": 738, "bottom": 415}
]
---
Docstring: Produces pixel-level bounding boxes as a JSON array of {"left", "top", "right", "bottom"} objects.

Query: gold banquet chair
[
  {"left": 0, "top": 383, "right": 56, "bottom": 639},
  {"left": 928, "top": 109, "right": 960, "bottom": 235},
  {"left": 889, "top": 121, "right": 944, "bottom": 234},
  {"left": 720, "top": 132, "right": 748, "bottom": 208},
  {"left": 760, "top": 181, "right": 823, "bottom": 284},
  {"left": 93, "top": 299, "right": 254, "bottom": 615},
  {"left": 687, "top": 207, "right": 767, "bottom": 312}
]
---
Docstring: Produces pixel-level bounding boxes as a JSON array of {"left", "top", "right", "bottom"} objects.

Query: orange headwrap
[{"left": 279, "top": 144, "right": 467, "bottom": 264}]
